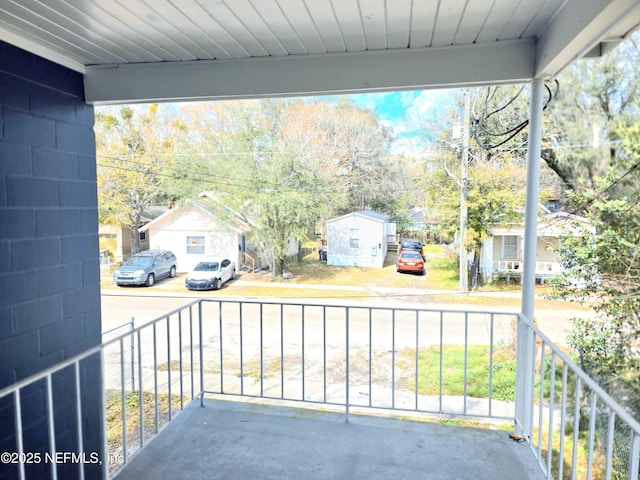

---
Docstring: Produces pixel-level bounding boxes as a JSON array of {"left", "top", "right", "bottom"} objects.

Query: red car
[{"left": 396, "top": 251, "right": 426, "bottom": 275}]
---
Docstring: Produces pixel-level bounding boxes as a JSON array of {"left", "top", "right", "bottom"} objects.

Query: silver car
[
  {"left": 185, "top": 258, "right": 236, "bottom": 291},
  {"left": 113, "top": 250, "right": 177, "bottom": 287}
]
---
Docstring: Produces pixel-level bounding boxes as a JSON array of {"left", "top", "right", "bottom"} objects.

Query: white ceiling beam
[
  {"left": 535, "top": 0, "right": 640, "bottom": 78},
  {"left": 84, "top": 40, "right": 535, "bottom": 105},
  {"left": 0, "top": 26, "right": 86, "bottom": 73}
]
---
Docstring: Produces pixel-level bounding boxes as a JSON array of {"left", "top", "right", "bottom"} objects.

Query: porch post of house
[{"left": 515, "top": 77, "right": 544, "bottom": 438}]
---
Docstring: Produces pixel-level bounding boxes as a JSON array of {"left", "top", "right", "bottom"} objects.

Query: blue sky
[
  {"left": 343, "top": 89, "right": 457, "bottom": 155},
  {"left": 348, "top": 90, "right": 424, "bottom": 121}
]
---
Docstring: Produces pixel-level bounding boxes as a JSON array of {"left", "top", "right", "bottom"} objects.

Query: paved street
[
  {"left": 100, "top": 276, "right": 592, "bottom": 347},
  {"left": 101, "top": 292, "right": 196, "bottom": 332}
]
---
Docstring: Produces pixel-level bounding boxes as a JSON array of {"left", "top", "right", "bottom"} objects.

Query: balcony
[{"left": 2, "top": 299, "right": 639, "bottom": 479}]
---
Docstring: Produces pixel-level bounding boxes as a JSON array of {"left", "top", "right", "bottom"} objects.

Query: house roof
[
  {"left": 537, "top": 211, "right": 596, "bottom": 236},
  {"left": 489, "top": 211, "right": 596, "bottom": 237},
  {"left": 139, "top": 193, "right": 250, "bottom": 234},
  {"left": 2, "top": 1, "right": 638, "bottom": 104},
  {"left": 140, "top": 205, "right": 169, "bottom": 224},
  {"left": 327, "top": 210, "right": 388, "bottom": 224}
]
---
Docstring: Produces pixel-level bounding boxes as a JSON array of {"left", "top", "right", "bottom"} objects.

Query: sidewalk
[{"left": 100, "top": 271, "right": 543, "bottom": 303}]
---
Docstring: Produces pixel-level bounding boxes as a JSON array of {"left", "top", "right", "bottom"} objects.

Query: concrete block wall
[{"left": 0, "top": 41, "right": 104, "bottom": 479}]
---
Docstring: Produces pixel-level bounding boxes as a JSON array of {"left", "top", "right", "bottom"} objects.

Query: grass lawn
[
  {"left": 422, "top": 244, "right": 459, "bottom": 290},
  {"left": 256, "top": 243, "right": 546, "bottom": 293},
  {"left": 399, "top": 344, "right": 517, "bottom": 402},
  {"left": 104, "top": 389, "right": 181, "bottom": 471},
  {"left": 253, "top": 243, "right": 458, "bottom": 290},
  {"left": 238, "top": 243, "right": 574, "bottom": 309}
]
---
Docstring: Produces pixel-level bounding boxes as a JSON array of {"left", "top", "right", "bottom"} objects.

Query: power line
[
  {"left": 96, "top": 153, "right": 255, "bottom": 187},
  {"left": 471, "top": 81, "right": 559, "bottom": 150},
  {"left": 96, "top": 153, "right": 416, "bottom": 196}
]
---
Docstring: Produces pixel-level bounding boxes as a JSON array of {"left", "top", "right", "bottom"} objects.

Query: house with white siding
[
  {"left": 480, "top": 211, "right": 595, "bottom": 283},
  {"left": 326, "top": 211, "right": 395, "bottom": 268},
  {"left": 139, "top": 193, "right": 254, "bottom": 273}
]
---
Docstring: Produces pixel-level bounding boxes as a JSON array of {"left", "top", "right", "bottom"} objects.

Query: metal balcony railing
[
  {"left": 519, "top": 318, "right": 640, "bottom": 479},
  {"left": 1, "top": 299, "right": 639, "bottom": 480}
]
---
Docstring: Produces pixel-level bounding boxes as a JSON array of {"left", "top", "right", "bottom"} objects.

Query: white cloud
[
  {"left": 386, "top": 89, "right": 459, "bottom": 156},
  {"left": 405, "top": 89, "right": 455, "bottom": 120},
  {"left": 398, "top": 90, "right": 420, "bottom": 108}
]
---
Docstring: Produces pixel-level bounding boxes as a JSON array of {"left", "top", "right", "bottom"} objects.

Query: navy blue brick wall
[{"left": 0, "top": 41, "right": 103, "bottom": 479}]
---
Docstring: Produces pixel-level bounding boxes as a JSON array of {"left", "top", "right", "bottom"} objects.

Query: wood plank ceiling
[{"left": 1, "top": 0, "right": 639, "bottom": 104}]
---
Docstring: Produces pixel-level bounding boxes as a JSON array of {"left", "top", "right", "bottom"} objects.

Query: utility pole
[{"left": 459, "top": 91, "right": 470, "bottom": 293}]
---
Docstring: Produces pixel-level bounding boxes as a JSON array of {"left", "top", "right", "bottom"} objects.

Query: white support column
[{"left": 515, "top": 77, "right": 544, "bottom": 438}]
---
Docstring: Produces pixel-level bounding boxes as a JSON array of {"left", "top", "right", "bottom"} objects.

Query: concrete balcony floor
[{"left": 114, "top": 398, "right": 544, "bottom": 480}]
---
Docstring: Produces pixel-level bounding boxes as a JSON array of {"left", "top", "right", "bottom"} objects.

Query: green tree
[
  {"left": 162, "top": 99, "right": 404, "bottom": 275},
  {"left": 549, "top": 121, "right": 640, "bottom": 420},
  {"left": 160, "top": 101, "right": 263, "bottom": 203},
  {"left": 542, "top": 33, "right": 640, "bottom": 193},
  {"left": 96, "top": 105, "right": 172, "bottom": 254},
  {"left": 420, "top": 88, "right": 534, "bottom": 286},
  {"left": 426, "top": 146, "right": 527, "bottom": 286},
  {"left": 275, "top": 98, "right": 400, "bottom": 216},
  {"left": 249, "top": 151, "right": 330, "bottom": 276},
  {"left": 172, "top": 100, "right": 333, "bottom": 276}
]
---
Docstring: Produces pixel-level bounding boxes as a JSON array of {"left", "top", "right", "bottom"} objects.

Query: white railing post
[
  {"left": 515, "top": 76, "right": 544, "bottom": 439},
  {"left": 130, "top": 317, "right": 135, "bottom": 392},
  {"left": 630, "top": 432, "right": 640, "bottom": 479}
]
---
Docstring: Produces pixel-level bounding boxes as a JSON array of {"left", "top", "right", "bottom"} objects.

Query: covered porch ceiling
[{"left": 1, "top": 0, "right": 640, "bottom": 105}]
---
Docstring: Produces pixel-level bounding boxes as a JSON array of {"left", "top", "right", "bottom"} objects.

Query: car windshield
[
  {"left": 402, "top": 252, "right": 422, "bottom": 260},
  {"left": 124, "top": 256, "right": 153, "bottom": 267},
  {"left": 195, "top": 262, "right": 219, "bottom": 272}
]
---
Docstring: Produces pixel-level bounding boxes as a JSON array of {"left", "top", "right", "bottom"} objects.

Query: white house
[
  {"left": 139, "top": 193, "right": 253, "bottom": 272},
  {"left": 480, "top": 211, "right": 596, "bottom": 283},
  {"left": 326, "top": 211, "right": 395, "bottom": 268}
]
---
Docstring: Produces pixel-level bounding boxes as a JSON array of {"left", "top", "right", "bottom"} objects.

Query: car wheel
[
  {"left": 145, "top": 273, "right": 155, "bottom": 287},
  {"left": 213, "top": 277, "right": 221, "bottom": 290},
  {"left": 169, "top": 266, "right": 176, "bottom": 278}
]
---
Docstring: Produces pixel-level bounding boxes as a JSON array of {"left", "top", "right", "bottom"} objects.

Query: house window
[
  {"left": 349, "top": 228, "right": 359, "bottom": 249},
  {"left": 187, "top": 236, "right": 205, "bottom": 254},
  {"left": 140, "top": 231, "right": 147, "bottom": 241},
  {"left": 503, "top": 236, "right": 517, "bottom": 259}
]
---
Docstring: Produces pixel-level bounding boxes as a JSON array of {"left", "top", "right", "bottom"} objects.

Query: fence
[
  {"left": 101, "top": 304, "right": 202, "bottom": 475},
  {"left": 521, "top": 319, "right": 640, "bottom": 479},
  {"left": 102, "top": 319, "right": 135, "bottom": 393},
  {"left": 1, "top": 299, "right": 639, "bottom": 479},
  {"left": 196, "top": 301, "right": 519, "bottom": 421}
]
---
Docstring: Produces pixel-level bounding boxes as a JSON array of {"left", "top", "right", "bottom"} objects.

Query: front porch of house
[
  {"left": 480, "top": 212, "right": 597, "bottom": 285},
  {"left": 113, "top": 397, "right": 542, "bottom": 480},
  {"left": 489, "top": 259, "right": 561, "bottom": 284}
]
